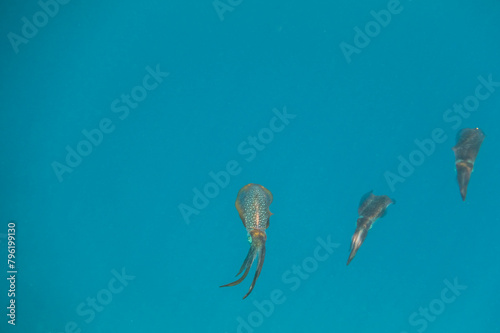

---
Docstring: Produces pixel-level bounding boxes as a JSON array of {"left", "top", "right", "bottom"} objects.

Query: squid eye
[{"left": 247, "top": 234, "right": 252, "bottom": 244}]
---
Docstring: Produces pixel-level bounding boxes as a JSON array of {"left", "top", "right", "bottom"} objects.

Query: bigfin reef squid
[
  {"left": 220, "top": 184, "right": 273, "bottom": 299},
  {"left": 347, "top": 191, "right": 394, "bottom": 266}
]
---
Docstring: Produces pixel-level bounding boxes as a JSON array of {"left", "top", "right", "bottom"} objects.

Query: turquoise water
[{"left": 1, "top": 1, "right": 499, "bottom": 332}]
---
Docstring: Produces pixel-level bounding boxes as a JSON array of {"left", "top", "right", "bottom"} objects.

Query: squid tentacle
[
  {"left": 242, "top": 243, "right": 266, "bottom": 299},
  {"left": 220, "top": 245, "right": 258, "bottom": 288},
  {"left": 220, "top": 230, "right": 267, "bottom": 299}
]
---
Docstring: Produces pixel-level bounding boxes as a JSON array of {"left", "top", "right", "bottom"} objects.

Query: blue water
[{"left": 1, "top": 1, "right": 499, "bottom": 332}]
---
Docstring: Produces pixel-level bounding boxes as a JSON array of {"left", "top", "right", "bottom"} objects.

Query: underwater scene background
[{"left": 1, "top": 0, "right": 499, "bottom": 332}]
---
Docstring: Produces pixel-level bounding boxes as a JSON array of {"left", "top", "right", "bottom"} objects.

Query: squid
[
  {"left": 347, "top": 191, "right": 394, "bottom": 266},
  {"left": 452, "top": 128, "right": 485, "bottom": 201},
  {"left": 220, "top": 184, "right": 273, "bottom": 299}
]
